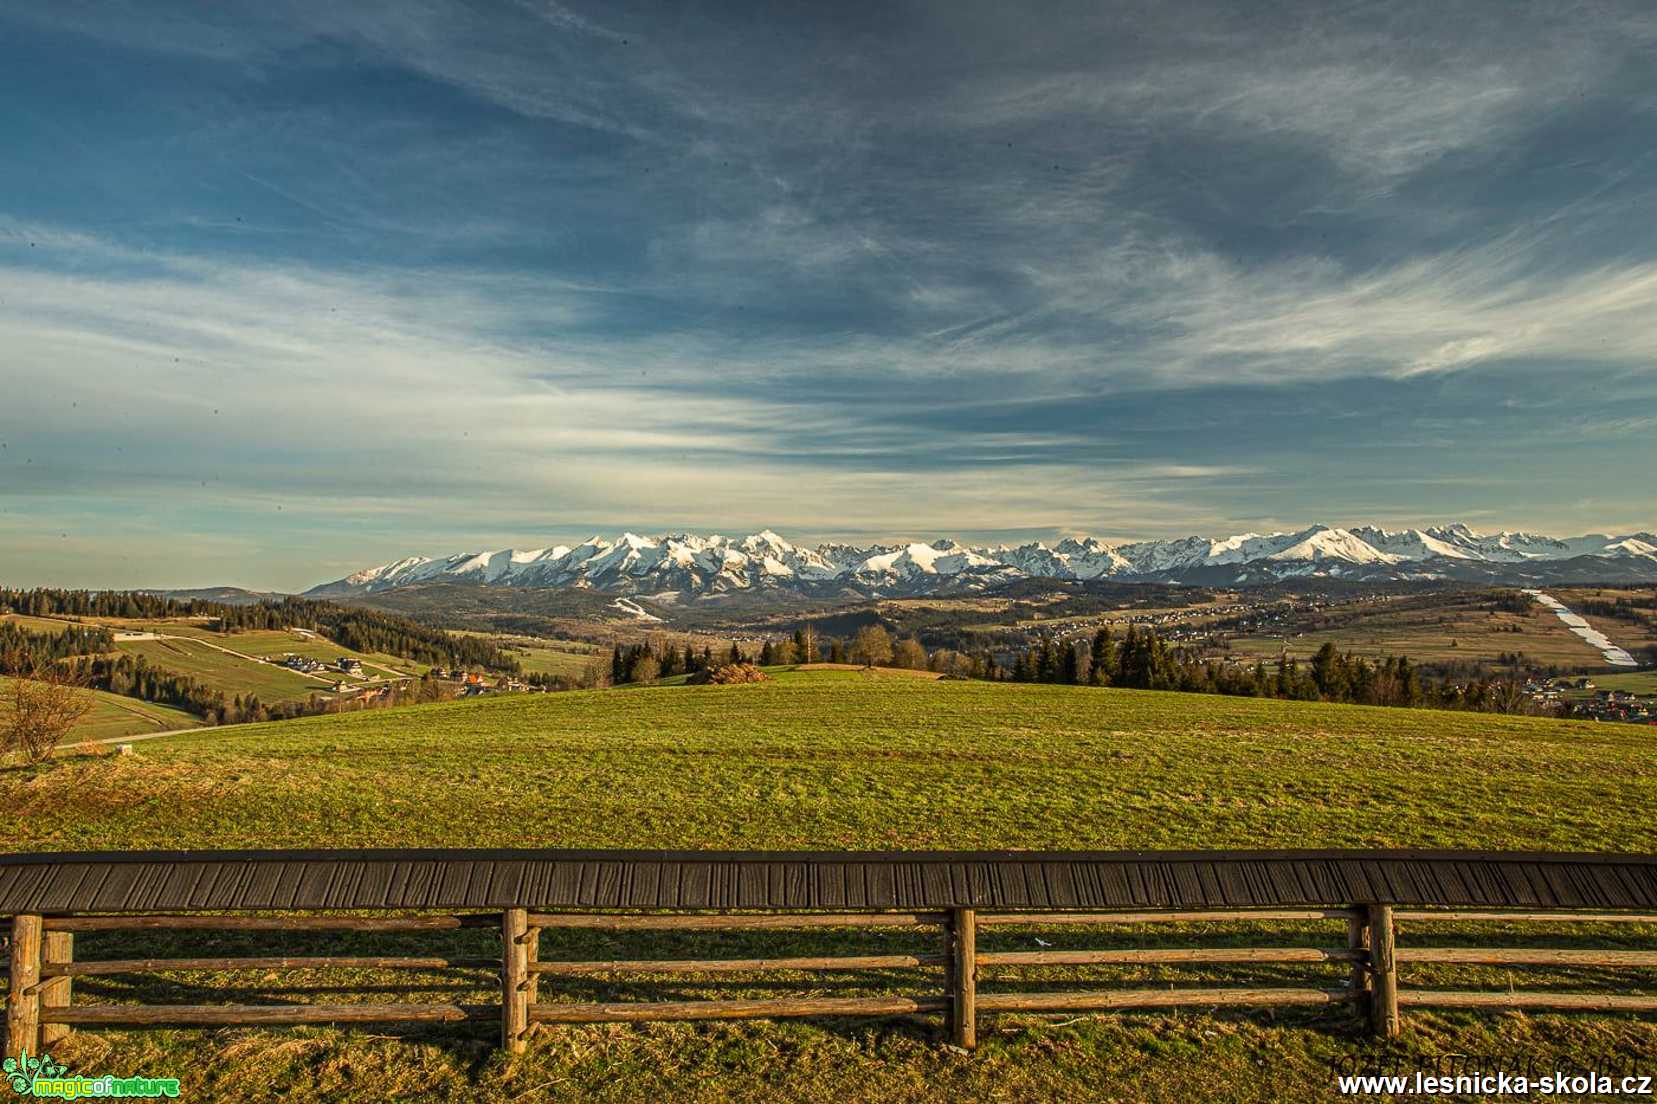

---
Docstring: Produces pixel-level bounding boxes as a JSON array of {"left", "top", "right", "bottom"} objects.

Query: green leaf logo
[{"left": 4, "top": 1051, "right": 65, "bottom": 1094}]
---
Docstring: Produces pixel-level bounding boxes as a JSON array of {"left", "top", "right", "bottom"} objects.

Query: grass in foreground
[
  {"left": 6, "top": 670, "right": 1657, "bottom": 1101},
  {"left": 30, "top": 1000, "right": 1657, "bottom": 1103},
  {"left": 7, "top": 668, "right": 1654, "bottom": 852}
]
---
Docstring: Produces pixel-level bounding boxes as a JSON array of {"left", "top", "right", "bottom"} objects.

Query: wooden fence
[{"left": 8, "top": 901, "right": 1657, "bottom": 1055}]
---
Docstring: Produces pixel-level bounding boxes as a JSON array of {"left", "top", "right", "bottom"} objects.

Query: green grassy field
[
  {"left": 474, "top": 634, "right": 601, "bottom": 678},
  {"left": 113, "top": 637, "right": 342, "bottom": 704},
  {"left": 0, "top": 612, "right": 81, "bottom": 635},
  {"left": 117, "top": 623, "right": 423, "bottom": 676},
  {"left": 5, "top": 670, "right": 1656, "bottom": 1102},
  {"left": 1222, "top": 599, "right": 1613, "bottom": 668},
  {"left": 13, "top": 668, "right": 1657, "bottom": 852},
  {"left": 1586, "top": 671, "right": 1657, "bottom": 694},
  {"left": 0, "top": 677, "right": 203, "bottom": 743}
]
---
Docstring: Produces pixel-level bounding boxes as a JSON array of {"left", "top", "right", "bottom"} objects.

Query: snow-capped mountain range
[{"left": 306, "top": 524, "right": 1657, "bottom": 598}]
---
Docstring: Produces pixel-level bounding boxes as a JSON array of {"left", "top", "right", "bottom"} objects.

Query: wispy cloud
[{"left": 1, "top": 0, "right": 1655, "bottom": 587}]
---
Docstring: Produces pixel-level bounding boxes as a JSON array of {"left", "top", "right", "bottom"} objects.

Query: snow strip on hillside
[{"left": 1524, "top": 590, "right": 1639, "bottom": 667}]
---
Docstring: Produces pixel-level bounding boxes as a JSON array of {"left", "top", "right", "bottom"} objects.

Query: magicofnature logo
[{"left": 4, "top": 1051, "right": 180, "bottom": 1099}]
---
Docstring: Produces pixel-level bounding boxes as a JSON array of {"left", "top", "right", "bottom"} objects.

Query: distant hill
[{"left": 156, "top": 586, "right": 289, "bottom": 606}]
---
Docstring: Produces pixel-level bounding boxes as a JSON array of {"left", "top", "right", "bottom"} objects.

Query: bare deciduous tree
[
  {"left": 891, "top": 637, "right": 928, "bottom": 670},
  {"left": 2, "top": 658, "right": 92, "bottom": 764},
  {"left": 581, "top": 655, "right": 613, "bottom": 689},
  {"left": 850, "top": 626, "right": 893, "bottom": 669}
]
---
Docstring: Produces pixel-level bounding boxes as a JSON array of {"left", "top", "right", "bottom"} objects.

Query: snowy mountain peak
[
  {"left": 307, "top": 522, "right": 1657, "bottom": 599},
  {"left": 739, "top": 529, "right": 796, "bottom": 555}
]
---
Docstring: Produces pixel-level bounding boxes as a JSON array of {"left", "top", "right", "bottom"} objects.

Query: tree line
[
  {"left": 611, "top": 640, "right": 749, "bottom": 684},
  {"left": 611, "top": 626, "right": 981, "bottom": 685},
  {"left": 1001, "top": 625, "right": 1552, "bottom": 715},
  {"left": 76, "top": 653, "right": 291, "bottom": 723},
  {"left": 612, "top": 618, "right": 1556, "bottom": 718},
  {"left": 61, "top": 642, "right": 461, "bottom": 726},
  {"left": 0, "top": 623, "right": 294, "bottom": 725},
  {"left": 0, "top": 621, "right": 115, "bottom": 671},
  {"left": 0, "top": 588, "right": 518, "bottom": 673}
]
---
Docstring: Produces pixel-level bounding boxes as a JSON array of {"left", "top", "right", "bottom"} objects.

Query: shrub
[
  {"left": 2, "top": 659, "right": 92, "bottom": 763},
  {"left": 690, "top": 663, "right": 770, "bottom": 685}
]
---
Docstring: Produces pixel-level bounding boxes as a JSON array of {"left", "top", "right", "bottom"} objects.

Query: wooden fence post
[
  {"left": 525, "top": 925, "right": 540, "bottom": 1008},
  {"left": 1346, "top": 910, "right": 1371, "bottom": 1021},
  {"left": 6, "top": 914, "right": 43, "bottom": 1058},
  {"left": 949, "top": 908, "right": 977, "bottom": 1050},
  {"left": 40, "top": 932, "right": 73, "bottom": 1047},
  {"left": 1367, "top": 904, "right": 1399, "bottom": 1038},
  {"left": 943, "top": 914, "right": 957, "bottom": 1040},
  {"left": 501, "top": 909, "right": 529, "bottom": 1053}
]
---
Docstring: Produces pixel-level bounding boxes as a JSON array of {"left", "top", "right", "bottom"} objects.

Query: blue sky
[{"left": 1, "top": 0, "right": 1654, "bottom": 591}]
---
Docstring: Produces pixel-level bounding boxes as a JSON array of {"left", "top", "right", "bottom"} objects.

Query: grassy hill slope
[
  {"left": 0, "top": 676, "right": 203, "bottom": 744},
  {"left": 6, "top": 670, "right": 1655, "bottom": 1103},
  {"left": 8, "top": 668, "right": 1653, "bottom": 852}
]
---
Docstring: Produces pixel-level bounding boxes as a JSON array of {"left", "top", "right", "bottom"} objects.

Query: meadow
[
  {"left": 149, "top": 624, "right": 424, "bottom": 676},
  {"left": 1221, "top": 596, "right": 1617, "bottom": 667},
  {"left": 113, "top": 637, "right": 336, "bottom": 705},
  {"left": 10, "top": 668, "right": 1657, "bottom": 853},
  {"left": 2, "top": 616, "right": 422, "bottom": 739},
  {"left": 0, "top": 676, "right": 202, "bottom": 743},
  {"left": 452, "top": 631, "right": 601, "bottom": 679},
  {"left": 1590, "top": 671, "right": 1657, "bottom": 695},
  {"left": 5, "top": 669, "right": 1656, "bottom": 1101},
  {"left": 0, "top": 612, "right": 81, "bottom": 635}
]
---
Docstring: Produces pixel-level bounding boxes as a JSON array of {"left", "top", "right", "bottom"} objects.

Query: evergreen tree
[
  {"left": 1034, "top": 639, "right": 1057, "bottom": 683},
  {"left": 1310, "top": 642, "right": 1347, "bottom": 700},
  {"left": 1089, "top": 627, "right": 1115, "bottom": 686},
  {"left": 1064, "top": 641, "right": 1088, "bottom": 685}
]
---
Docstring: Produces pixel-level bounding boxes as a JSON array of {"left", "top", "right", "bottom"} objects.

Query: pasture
[
  {"left": 149, "top": 625, "right": 423, "bottom": 677},
  {"left": 106, "top": 623, "right": 420, "bottom": 676},
  {"left": 0, "top": 677, "right": 202, "bottom": 743},
  {"left": 0, "top": 612, "right": 83, "bottom": 636},
  {"left": 1590, "top": 671, "right": 1657, "bottom": 695},
  {"left": 9, "top": 667, "right": 1654, "bottom": 855},
  {"left": 113, "top": 637, "right": 333, "bottom": 705},
  {"left": 6, "top": 670, "right": 1657, "bottom": 1102},
  {"left": 1221, "top": 595, "right": 1618, "bottom": 668},
  {"left": 457, "top": 632, "right": 601, "bottom": 678}
]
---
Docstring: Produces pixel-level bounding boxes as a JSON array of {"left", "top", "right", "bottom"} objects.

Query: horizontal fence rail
[{"left": 4, "top": 848, "right": 1657, "bottom": 1055}]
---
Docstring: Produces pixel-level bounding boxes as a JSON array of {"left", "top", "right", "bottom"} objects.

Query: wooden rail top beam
[{"left": 6, "top": 848, "right": 1657, "bottom": 915}]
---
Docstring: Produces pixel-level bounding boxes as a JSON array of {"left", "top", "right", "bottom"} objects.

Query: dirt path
[
  {"left": 178, "top": 634, "right": 344, "bottom": 684},
  {"left": 362, "top": 659, "right": 415, "bottom": 680},
  {"left": 98, "top": 697, "right": 183, "bottom": 729},
  {"left": 149, "top": 632, "right": 413, "bottom": 686},
  {"left": 61, "top": 723, "right": 220, "bottom": 751}
]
